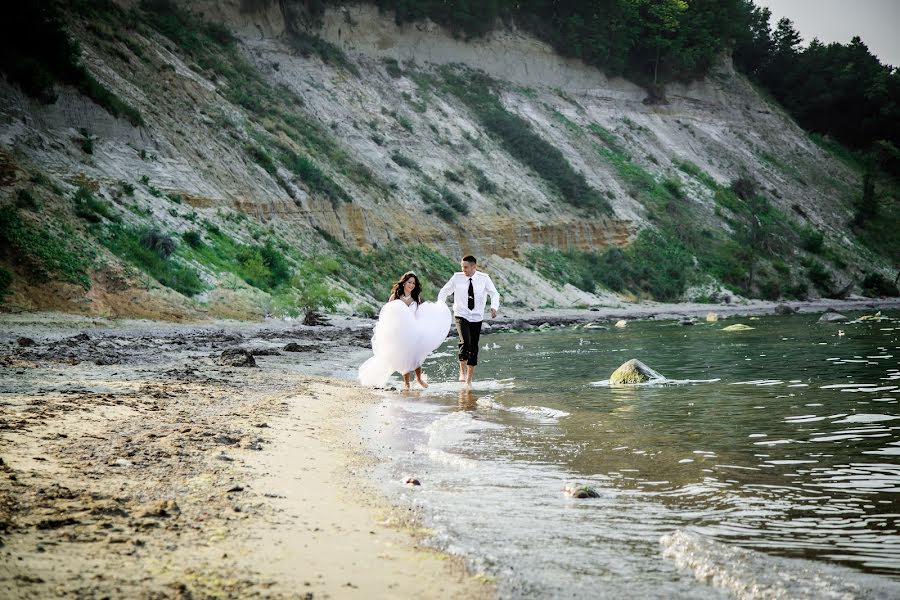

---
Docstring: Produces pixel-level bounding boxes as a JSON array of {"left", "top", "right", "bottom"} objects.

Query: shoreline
[
  {"left": 0, "top": 317, "right": 493, "bottom": 599},
  {"left": 1, "top": 297, "right": 898, "bottom": 597}
]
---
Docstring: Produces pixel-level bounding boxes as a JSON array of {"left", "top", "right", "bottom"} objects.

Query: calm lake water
[{"left": 361, "top": 312, "right": 900, "bottom": 599}]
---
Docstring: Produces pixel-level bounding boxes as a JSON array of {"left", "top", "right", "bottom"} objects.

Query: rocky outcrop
[{"left": 818, "top": 312, "right": 848, "bottom": 323}]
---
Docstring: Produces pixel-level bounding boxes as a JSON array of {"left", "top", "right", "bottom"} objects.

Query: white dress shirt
[{"left": 438, "top": 271, "right": 500, "bottom": 322}]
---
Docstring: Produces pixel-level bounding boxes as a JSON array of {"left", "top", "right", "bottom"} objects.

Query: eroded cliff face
[{"left": 0, "top": 1, "right": 875, "bottom": 317}]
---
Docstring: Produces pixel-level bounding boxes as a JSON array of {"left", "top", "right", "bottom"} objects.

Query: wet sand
[{"left": 1, "top": 297, "right": 897, "bottom": 598}]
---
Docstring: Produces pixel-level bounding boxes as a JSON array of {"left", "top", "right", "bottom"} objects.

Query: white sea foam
[
  {"left": 507, "top": 405, "right": 571, "bottom": 420},
  {"left": 660, "top": 529, "right": 900, "bottom": 599}
]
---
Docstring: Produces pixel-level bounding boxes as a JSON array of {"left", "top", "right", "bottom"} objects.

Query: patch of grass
[
  {"left": 277, "top": 145, "right": 350, "bottom": 205},
  {"left": 0, "top": 207, "right": 93, "bottom": 288},
  {"left": 99, "top": 223, "right": 204, "bottom": 296},
  {"left": 74, "top": 186, "right": 119, "bottom": 223},
  {"left": 551, "top": 110, "right": 580, "bottom": 134},
  {"left": 673, "top": 159, "right": 717, "bottom": 189},
  {"left": 588, "top": 123, "right": 625, "bottom": 155},
  {"left": 244, "top": 142, "right": 277, "bottom": 175},
  {"left": 438, "top": 67, "right": 609, "bottom": 214}
]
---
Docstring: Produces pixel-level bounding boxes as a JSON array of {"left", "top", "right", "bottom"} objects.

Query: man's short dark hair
[{"left": 462, "top": 255, "right": 476, "bottom": 264}]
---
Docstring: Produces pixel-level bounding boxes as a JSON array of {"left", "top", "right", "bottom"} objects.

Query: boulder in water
[
  {"left": 614, "top": 320, "right": 627, "bottom": 328},
  {"left": 722, "top": 324, "right": 754, "bottom": 331},
  {"left": 706, "top": 312, "right": 719, "bottom": 322},
  {"left": 564, "top": 483, "right": 599, "bottom": 498},
  {"left": 818, "top": 312, "right": 848, "bottom": 323},
  {"left": 609, "top": 359, "right": 664, "bottom": 384},
  {"left": 774, "top": 304, "right": 795, "bottom": 315}
]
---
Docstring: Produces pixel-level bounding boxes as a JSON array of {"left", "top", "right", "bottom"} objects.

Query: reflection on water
[{"left": 365, "top": 313, "right": 900, "bottom": 598}]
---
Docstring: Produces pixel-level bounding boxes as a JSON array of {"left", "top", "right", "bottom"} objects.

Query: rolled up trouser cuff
[{"left": 455, "top": 316, "right": 482, "bottom": 366}]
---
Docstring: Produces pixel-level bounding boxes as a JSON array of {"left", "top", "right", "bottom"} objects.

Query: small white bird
[{"left": 837, "top": 329, "right": 845, "bottom": 337}]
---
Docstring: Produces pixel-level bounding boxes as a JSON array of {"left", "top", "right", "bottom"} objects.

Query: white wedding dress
[{"left": 358, "top": 299, "right": 452, "bottom": 386}]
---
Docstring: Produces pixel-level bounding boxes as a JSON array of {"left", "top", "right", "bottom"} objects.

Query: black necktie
[{"left": 467, "top": 278, "right": 475, "bottom": 310}]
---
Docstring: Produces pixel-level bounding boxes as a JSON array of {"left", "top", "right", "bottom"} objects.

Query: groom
[{"left": 438, "top": 255, "right": 500, "bottom": 385}]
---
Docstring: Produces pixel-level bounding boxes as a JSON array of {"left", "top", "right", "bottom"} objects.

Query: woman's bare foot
[{"left": 416, "top": 378, "right": 429, "bottom": 389}]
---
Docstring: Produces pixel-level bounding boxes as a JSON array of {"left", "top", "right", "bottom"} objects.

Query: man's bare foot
[{"left": 458, "top": 373, "right": 466, "bottom": 382}]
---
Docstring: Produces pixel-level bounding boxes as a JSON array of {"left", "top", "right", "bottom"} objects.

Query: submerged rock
[
  {"left": 722, "top": 324, "right": 754, "bottom": 331},
  {"left": 774, "top": 304, "right": 795, "bottom": 315},
  {"left": 818, "top": 312, "right": 848, "bottom": 323},
  {"left": 609, "top": 359, "right": 664, "bottom": 384},
  {"left": 563, "top": 483, "right": 599, "bottom": 498},
  {"left": 614, "top": 320, "right": 627, "bottom": 328}
]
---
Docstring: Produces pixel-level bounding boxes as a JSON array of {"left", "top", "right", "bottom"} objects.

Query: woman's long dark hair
[{"left": 389, "top": 271, "right": 422, "bottom": 303}]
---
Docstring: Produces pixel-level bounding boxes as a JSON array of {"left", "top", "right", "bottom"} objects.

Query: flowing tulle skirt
[{"left": 358, "top": 300, "right": 452, "bottom": 386}]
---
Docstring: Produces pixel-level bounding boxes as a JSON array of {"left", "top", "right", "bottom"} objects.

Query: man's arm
[
  {"left": 485, "top": 275, "right": 500, "bottom": 317},
  {"left": 438, "top": 274, "right": 456, "bottom": 304}
]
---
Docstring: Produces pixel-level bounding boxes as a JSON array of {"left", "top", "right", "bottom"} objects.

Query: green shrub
[
  {"left": 182, "top": 230, "right": 203, "bottom": 248},
  {"left": 391, "top": 152, "right": 420, "bottom": 171},
  {"left": 140, "top": 228, "right": 176, "bottom": 258},
  {"left": 382, "top": 58, "right": 403, "bottom": 79},
  {"left": 0, "top": 266, "right": 13, "bottom": 302},
  {"left": 74, "top": 186, "right": 119, "bottom": 222},
  {"left": 861, "top": 272, "right": 899, "bottom": 297},
  {"left": 440, "top": 186, "right": 469, "bottom": 214},
  {"left": 16, "top": 189, "right": 38, "bottom": 210},
  {"left": 469, "top": 165, "right": 497, "bottom": 194},
  {"left": 806, "top": 261, "right": 833, "bottom": 293},
  {"left": 444, "top": 169, "right": 464, "bottom": 184},
  {"left": 273, "top": 257, "right": 349, "bottom": 324},
  {"left": 799, "top": 226, "right": 824, "bottom": 253},
  {"left": 80, "top": 129, "right": 94, "bottom": 154}
]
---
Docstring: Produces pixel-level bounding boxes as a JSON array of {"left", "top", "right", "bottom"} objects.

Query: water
[{"left": 362, "top": 313, "right": 900, "bottom": 598}]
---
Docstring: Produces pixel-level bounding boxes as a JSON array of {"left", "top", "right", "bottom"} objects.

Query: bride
[{"left": 358, "top": 271, "right": 452, "bottom": 390}]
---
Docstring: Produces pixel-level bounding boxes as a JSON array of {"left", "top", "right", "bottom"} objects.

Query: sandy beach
[{"left": 2, "top": 296, "right": 898, "bottom": 598}]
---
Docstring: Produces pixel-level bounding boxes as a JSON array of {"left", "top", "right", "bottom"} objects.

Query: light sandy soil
[
  {"left": 0, "top": 316, "right": 492, "bottom": 599},
  {"left": 1, "top": 297, "right": 897, "bottom": 598}
]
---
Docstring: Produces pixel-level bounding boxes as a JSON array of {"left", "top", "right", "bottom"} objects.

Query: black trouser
[{"left": 455, "top": 317, "right": 483, "bottom": 366}]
